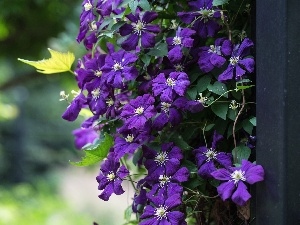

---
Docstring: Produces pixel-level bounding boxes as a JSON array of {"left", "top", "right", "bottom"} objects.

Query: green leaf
[
  {"left": 213, "top": 0, "right": 229, "bottom": 6},
  {"left": 205, "top": 124, "right": 215, "bottom": 131},
  {"left": 227, "top": 108, "right": 237, "bottom": 121},
  {"left": 249, "top": 117, "right": 256, "bottom": 126},
  {"left": 197, "top": 75, "right": 211, "bottom": 92},
  {"left": 147, "top": 42, "right": 168, "bottom": 57},
  {"left": 18, "top": 48, "right": 75, "bottom": 74},
  {"left": 170, "top": 133, "right": 191, "bottom": 151},
  {"left": 187, "top": 86, "right": 198, "bottom": 99},
  {"left": 207, "top": 81, "right": 228, "bottom": 97},
  {"left": 138, "top": 0, "right": 151, "bottom": 10},
  {"left": 236, "top": 85, "right": 255, "bottom": 90},
  {"left": 70, "top": 133, "right": 113, "bottom": 167},
  {"left": 141, "top": 54, "right": 151, "bottom": 66},
  {"left": 129, "top": 0, "right": 139, "bottom": 13},
  {"left": 232, "top": 145, "right": 251, "bottom": 164},
  {"left": 124, "top": 205, "right": 133, "bottom": 222},
  {"left": 211, "top": 103, "right": 228, "bottom": 120},
  {"left": 242, "top": 119, "right": 254, "bottom": 134}
]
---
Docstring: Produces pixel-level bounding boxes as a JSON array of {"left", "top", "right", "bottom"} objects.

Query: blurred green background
[{"left": 0, "top": 1, "right": 130, "bottom": 224}]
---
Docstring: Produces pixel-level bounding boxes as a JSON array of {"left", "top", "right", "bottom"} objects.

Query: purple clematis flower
[
  {"left": 120, "top": 94, "right": 156, "bottom": 129},
  {"left": 62, "top": 92, "right": 86, "bottom": 121},
  {"left": 101, "top": 49, "right": 138, "bottom": 88},
  {"left": 166, "top": 27, "right": 196, "bottom": 63},
  {"left": 198, "top": 38, "right": 233, "bottom": 73},
  {"left": 140, "top": 194, "right": 186, "bottom": 225},
  {"left": 96, "top": 152, "right": 129, "bottom": 201},
  {"left": 72, "top": 127, "right": 98, "bottom": 149},
  {"left": 178, "top": 0, "right": 221, "bottom": 38},
  {"left": 218, "top": 38, "right": 255, "bottom": 81},
  {"left": 143, "top": 143, "right": 184, "bottom": 179},
  {"left": 119, "top": 11, "right": 160, "bottom": 51},
  {"left": 77, "top": 0, "right": 96, "bottom": 42},
  {"left": 96, "top": 0, "right": 123, "bottom": 17},
  {"left": 113, "top": 125, "right": 152, "bottom": 160},
  {"left": 194, "top": 131, "right": 232, "bottom": 178},
  {"left": 211, "top": 159, "right": 264, "bottom": 206},
  {"left": 152, "top": 72, "right": 190, "bottom": 102}
]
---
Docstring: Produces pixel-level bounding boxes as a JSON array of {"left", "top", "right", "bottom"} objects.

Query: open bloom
[
  {"left": 218, "top": 38, "right": 255, "bottom": 81},
  {"left": 96, "top": 152, "right": 129, "bottom": 201},
  {"left": 140, "top": 194, "right": 186, "bottom": 225},
  {"left": 152, "top": 72, "right": 190, "bottom": 102},
  {"left": 211, "top": 159, "right": 264, "bottom": 206},
  {"left": 178, "top": 0, "right": 221, "bottom": 38},
  {"left": 120, "top": 94, "right": 156, "bottom": 129},
  {"left": 119, "top": 11, "right": 160, "bottom": 51},
  {"left": 194, "top": 131, "right": 232, "bottom": 178},
  {"left": 198, "top": 38, "right": 232, "bottom": 73}
]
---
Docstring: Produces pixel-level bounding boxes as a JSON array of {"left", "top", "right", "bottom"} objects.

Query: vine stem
[
  {"left": 233, "top": 89, "right": 246, "bottom": 149},
  {"left": 120, "top": 158, "right": 137, "bottom": 191}
]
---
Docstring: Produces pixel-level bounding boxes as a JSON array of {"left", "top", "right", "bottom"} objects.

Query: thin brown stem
[{"left": 233, "top": 90, "right": 246, "bottom": 150}]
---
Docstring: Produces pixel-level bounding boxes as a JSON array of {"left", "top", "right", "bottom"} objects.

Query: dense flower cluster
[{"left": 62, "top": 0, "right": 263, "bottom": 224}]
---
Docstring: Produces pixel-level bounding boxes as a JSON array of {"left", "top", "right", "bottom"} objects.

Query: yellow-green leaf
[{"left": 18, "top": 48, "right": 75, "bottom": 74}]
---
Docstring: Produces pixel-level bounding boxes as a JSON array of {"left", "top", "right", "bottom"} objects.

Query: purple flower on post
[
  {"left": 178, "top": 0, "right": 221, "bottom": 38},
  {"left": 120, "top": 94, "right": 156, "bottom": 129},
  {"left": 198, "top": 38, "right": 233, "bottom": 73},
  {"left": 140, "top": 194, "right": 186, "bottom": 225},
  {"left": 211, "top": 159, "right": 264, "bottom": 206},
  {"left": 218, "top": 38, "right": 255, "bottom": 81},
  {"left": 101, "top": 49, "right": 138, "bottom": 88},
  {"left": 119, "top": 11, "right": 160, "bottom": 51},
  {"left": 194, "top": 131, "right": 232, "bottom": 178},
  {"left": 152, "top": 72, "right": 190, "bottom": 102},
  {"left": 96, "top": 152, "right": 129, "bottom": 201}
]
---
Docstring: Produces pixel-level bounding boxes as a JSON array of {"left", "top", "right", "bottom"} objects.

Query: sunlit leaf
[
  {"left": 70, "top": 133, "right": 113, "bottom": 167},
  {"left": 18, "top": 48, "right": 75, "bottom": 74}
]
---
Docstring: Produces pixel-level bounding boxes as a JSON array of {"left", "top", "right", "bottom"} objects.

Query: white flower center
[
  {"left": 134, "top": 106, "right": 144, "bottom": 115},
  {"left": 174, "top": 64, "right": 184, "bottom": 72},
  {"left": 199, "top": 8, "right": 215, "bottom": 22},
  {"left": 229, "top": 100, "right": 240, "bottom": 110},
  {"left": 90, "top": 21, "right": 97, "bottom": 31},
  {"left": 84, "top": 2, "right": 92, "bottom": 11},
  {"left": 172, "top": 36, "right": 182, "bottom": 45},
  {"left": 155, "top": 205, "right": 168, "bottom": 220},
  {"left": 161, "top": 102, "right": 171, "bottom": 113},
  {"left": 166, "top": 78, "right": 176, "bottom": 88},
  {"left": 133, "top": 20, "right": 145, "bottom": 35},
  {"left": 159, "top": 175, "right": 170, "bottom": 187},
  {"left": 197, "top": 93, "right": 208, "bottom": 104},
  {"left": 91, "top": 88, "right": 101, "bottom": 99},
  {"left": 204, "top": 148, "right": 218, "bottom": 162},
  {"left": 229, "top": 56, "right": 240, "bottom": 66},
  {"left": 106, "top": 98, "right": 114, "bottom": 107},
  {"left": 230, "top": 169, "right": 246, "bottom": 185},
  {"left": 125, "top": 134, "right": 134, "bottom": 143},
  {"left": 94, "top": 70, "right": 102, "bottom": 77},
  {"left": 112, "top": 61, "right": 123, "bottom": 71},
  {"left": 106, "top": 172, "right": 115, "bottom": 181},
  {"left": 208, "top": 45, "right": 221, "bottom": 55},
  {"left": 154, "top": 152, "right": 169, "bottom": 166}
]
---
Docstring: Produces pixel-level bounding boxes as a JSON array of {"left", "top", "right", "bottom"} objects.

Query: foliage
[{"left": 21, "top": 0, "right": 264, "bottom": 224}]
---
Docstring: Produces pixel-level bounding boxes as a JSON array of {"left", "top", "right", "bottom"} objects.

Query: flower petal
[{"left": 231, "top": 181, "right": 251, "bottom": 206}]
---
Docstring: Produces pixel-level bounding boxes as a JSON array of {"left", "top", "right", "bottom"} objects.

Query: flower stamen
[{"left": 230, "top": 169, "right": 246, "bottom": 185}]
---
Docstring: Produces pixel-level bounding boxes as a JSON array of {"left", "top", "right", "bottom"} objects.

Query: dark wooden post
[{"left": 256, "top": 0, "right": 300, "bottom": 224}]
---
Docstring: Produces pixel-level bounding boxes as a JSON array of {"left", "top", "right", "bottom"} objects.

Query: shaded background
[{"left": 0, "top": 1, "right": 130, "bottom": 224}]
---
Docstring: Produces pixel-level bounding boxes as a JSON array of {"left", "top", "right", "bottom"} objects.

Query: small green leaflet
[
  {"left": 129, "top": 1, "right": 139, "bottom": 13},
  {"left": 138, "top": 0, "right": 151, "bottom": 10},
  {"left": 207, "top": 81, "right": 228, "bottom": 97},
  {"left": 211, "top": 103, "right": 229, "bottom": 120},
  {"left": 249, "top": 117, "right": 256, "bottom": 126},
  {"left": 232, "top": 145, "right": 251, "bottom": 164},
  {"left": 147, "top": 42, "right": 168, "bottom": 57},
  {"left": 70, "top": 133, "right": 113, "bottom": 167},
  {"left": 213, "top": 0, "right": 229, "bottom": 6}
]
